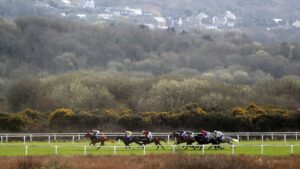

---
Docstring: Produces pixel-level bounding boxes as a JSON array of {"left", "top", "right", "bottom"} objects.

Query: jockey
[
  {"left": 125, "top": 131, "right": 132, "bottom": 139},
  {"left": 142, "top": 130, "right": 153, "bottom": 141},
  {"left": 201, "top": 130, "right": 210, "bottom": 141},
  {"left": 91, "top": 129, "right": 100, "bottom": 139},
  {"left": 201, "top": 130, "right": 207, "bottom": 137},
  {"left": 186, "top": 131, "right": 195, "bottom": 139},
  {"left": 214, "top": 130, "right": 223, "bottom": 143},
  {"left": 181, "top": 130, "right": 187, "bottom": 138}
]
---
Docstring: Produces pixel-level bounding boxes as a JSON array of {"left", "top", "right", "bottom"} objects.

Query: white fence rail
[
  {"left": 0, "top": 132, "right": 300, "bottom": 144},
  {"left": 0, "top": 144, "right": 299, "bottom": 156}
]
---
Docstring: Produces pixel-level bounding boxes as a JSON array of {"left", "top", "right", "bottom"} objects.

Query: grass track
[{"left": 1, "top": 140, "right": 300, "bottom": 156}]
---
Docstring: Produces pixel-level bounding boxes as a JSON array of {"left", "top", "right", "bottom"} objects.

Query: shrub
[{"left": 49, "top": 108, "right": 76, "bottom": 126}]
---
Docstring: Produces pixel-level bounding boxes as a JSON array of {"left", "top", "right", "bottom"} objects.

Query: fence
[
  {"left": 0, "top": 144, "right": 299, "bottom": 156},
  {"left": 1, "top": 132, "right": 300, "bottom": 144}
]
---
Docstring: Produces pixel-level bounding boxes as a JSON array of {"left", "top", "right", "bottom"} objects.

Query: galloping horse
[
  {"left": 169, "top": 132, "right": 196, "bottom": 149},
  {"left": 194, "top": 135, "right": 220, "bottom": 150},
  {"left": 85, "top": 132, "right": 113, "bottom": 149},
  {"left": 115, "top": 136, "right": 142, "bottom": 149},
  {"left": 138, "top": 136, "right": 167, "bottom": 150},
  {"left": 194, "top": 135, "right": 238, "bottom": 150}
]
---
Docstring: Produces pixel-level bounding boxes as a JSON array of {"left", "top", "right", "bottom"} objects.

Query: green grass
[{"left": 0, "top": 139, "right": 300, "bottom": 156}]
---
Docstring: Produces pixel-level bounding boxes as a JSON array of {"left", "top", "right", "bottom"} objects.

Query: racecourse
[{"left": 0, "top": 140, "right": 300, "bottom": 156}]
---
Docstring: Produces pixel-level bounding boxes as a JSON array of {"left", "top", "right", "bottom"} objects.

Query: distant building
[
  {"left": 178, "top": 17, "right": 183, "bottom": 27},
  {"left": 154, "top": 17, "right": 167, "bottom": 29},
  {"left": 61, "top": 0, "right": 71, "bottom": 5},
  {"left": 105, "top": 7, "right": 130, "bottom": 16},
  {"left": 125, "top": 6, "right": 142, "bottom": 16},
  {"left": 224, "top": 11, "right": 236, "bottom": 27},
  {"left": 212, "top": 16, "right": 227, "bottom": 27},
  {"left": 292, "top": 20, "right": 300, "bottom": 28},
  {"left": 212, "top": 11, "right": 237, "bottom": 28},
  {"left": 98, "top": 13, "right": 112, "bottom": 20},
  {"left": 76, "top": 14, "right": 86, "bottom": 19},
  {"left": 80, "top": 0, "right": 94, "bottom": 9}
]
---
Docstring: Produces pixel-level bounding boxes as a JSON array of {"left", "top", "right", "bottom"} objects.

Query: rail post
[
  {"left": 1, "top": 136, "right": 3, "bottom": 144},
  {"left": 113, "top": 146, "right": 117, "bottom": 155},
  {"left": 172, "top": 145, "right": 175, "bottom": 154},
  {"left": 202, "top": 145, "right": 205, "bottom": 155},
  {"left": 30, "top": 134, "right": 32, "bottom": 142},
  {"left": 25, "top": 145, "right": 28, "bottom": 156},
  {"left": 284, "top": 134, "right": 287, "bottom": 144},
  {"left": 261, "top": 145, "right": 264, "bottom": 155},
  {"left": 72, "top": 136, "right": 75, "bottom": 144},
  {"left": 55, "top": 145, "right": 58, "bottom": 155},
  {"left": 237, "top": 135, "right": 240, "bottom": 142},
  {"left": 231, "top": 144, "right": 235, "bottom": 155},
  {"left": 54, "top": 134, "right": 56, "bottom": 141},
  {"left": 6, "top": 134, "right": 8, "bottom": 142},
  {"left": 23, "top": 136, "right": 26, "bottom": 145},
  {"left": 143, "top": 145, "right": 146, "bottom": 155},
  {"left": 261, "top": 134, "right": 264, "bottom": 144},
  {"left": 271, "top": 133, "right": 274, "bottom": 140},
  {"left": 78, "top": 134, "right": 80, "bottom": 141},
  {"left": 84, "top": 146, "right": 87, "bottom": 156},
  {"left": 48, "top": 136, "right": 51, "bottom": 145},
  {"left": 167, "top": 135, "right": 170, "bottom": 144},
  {"left": 247, "top": 132, "right": 249, "bottom": 141},
  {"left": 290, "top": 145, "right": 294, "bottom": 155},
  {"left": 296, "top": 133, "right": 298, "bottom": 140}
]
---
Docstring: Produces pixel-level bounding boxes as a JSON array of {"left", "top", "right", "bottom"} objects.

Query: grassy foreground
[
  {"left": 1, "top": 140, "right": 300, "bottom": 156},
  {"left": 0, "top": 155, "right": 300, "bottom": 169}
]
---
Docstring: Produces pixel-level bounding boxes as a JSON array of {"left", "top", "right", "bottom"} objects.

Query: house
[
  {"left": 292, "top": 20, "right": 300, "bottom": 28},
  {"left": 124, "top": 6, "right": 142, "bottom": 16},
  {"left": 106, "top": 7, "right": 130, "bottom": 16},
  {"left": 212, "top": 11, "right": 237, "bottom": 28},
  {"left": 178, "top": 17, "right": 183, "bottom": 27},
  {"left": 212, "top": 16, "right": 227, "bottom": 27},
  {"left": 76, "top": 14, "right": 86, "bottom": 19},
  {"left": 61, "top": 0, "right": 71, "bottom": 6},
  {"left": 224, "top": 11, "right": 236, "bottom": 27},
  {"left": 154, "top": 17, "right": 167, "bottom": 29},
  {"left": 80, "top": 0, "right": 95, "bottom": 9},
  {"left": 98, "top": 13, "right": 112, "bottom": 20}
]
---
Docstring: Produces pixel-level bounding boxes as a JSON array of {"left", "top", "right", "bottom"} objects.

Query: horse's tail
[
  {"left": 226, "top": 137, "right": 239, "bottom": 143},
  {"left": 108, "top": 138, "right": 115, "bottom": 143},
  {"left": 159, "top": 138, "right": 167, "bottom": 143},
  {"left": 232, "top": 138, "right": 239, "bottom": 143}
]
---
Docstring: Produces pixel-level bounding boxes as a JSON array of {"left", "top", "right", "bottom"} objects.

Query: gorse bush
[
  {"left": 49, "top": 108, "right": 76, "bottom": 126},
  {"left": 1, "top": 103, "right": 299, "bottom": 132}
]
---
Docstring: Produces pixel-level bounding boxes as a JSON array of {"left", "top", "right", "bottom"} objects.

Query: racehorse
[
  {"left": 115, "top": 136, "right": 142, "bottom": 149},
  {"left": 194, "top": 135, "right": 239, "bottom": 150},
  {"left": 218, "top": 136, "right": 239, "bottom": 146},
  {"left": 194, "top": 135, "right": 221, "bottom": 150},
  {"left": 85, "top": 132, "right": 114, "bottom": 149},
  {"left": 138, "top": 136, "right": 167, "bottom": 150},
  {"left": 169, "top": 132, "right": 196, "bottom": 150}
]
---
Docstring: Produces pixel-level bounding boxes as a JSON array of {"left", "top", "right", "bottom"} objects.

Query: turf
[{"left": 0, "top": 139, "right": 300, "bottom": 156}]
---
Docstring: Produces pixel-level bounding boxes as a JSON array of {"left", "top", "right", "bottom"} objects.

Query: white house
[
  {"left": 76, "top": 14, "right": 86, "bottom": 19},
  {"left": 98, "top": 13, "right": 112, "bottom": 20},
  {"left": 178, "top": 17, "right": 183, "bottom": 27},
  {"left": 292, "top": 20, "right": 300, "bottom": 28},
  {"left": 125, "top": 6, "right": 142, "bottom": 16},
  {"left": 82, "top": 0, "right": 95, "bottom": 9},
  {"left": 224, "top": 11, "right": 236, "bottom": 27},
  {"left": 61, "top": 0, "right": 71, "bottom": 5},
  {"left": 154, "top": 17, "right": 167, "bottom": 29}
]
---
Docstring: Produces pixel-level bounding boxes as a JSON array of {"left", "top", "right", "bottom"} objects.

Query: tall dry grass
[{"left": 0, "top": 155, "right": 299, "bottom": 169}]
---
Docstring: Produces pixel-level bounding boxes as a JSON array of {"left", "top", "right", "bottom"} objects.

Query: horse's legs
[{"left": 159, "top": 142, "right": 165, "bottom": 150}]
